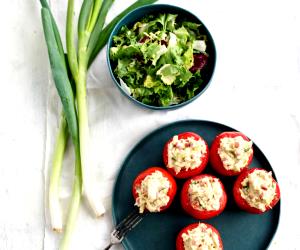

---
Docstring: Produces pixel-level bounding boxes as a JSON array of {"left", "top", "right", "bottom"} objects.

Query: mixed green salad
[{"left": 110, "top": 13, "right": 209, "bottom": 106}]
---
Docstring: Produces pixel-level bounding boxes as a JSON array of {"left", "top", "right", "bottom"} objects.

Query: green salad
[{"left": 110, "top": 13, "right": 209, "bottom": 106}]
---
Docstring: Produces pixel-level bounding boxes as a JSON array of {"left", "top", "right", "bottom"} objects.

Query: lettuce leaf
[
  {"left": 110, "top": 13, "right": 208, "bottom": 107},
  {"left": 156, "top": 64, "right": 179, "bottom": 85}
]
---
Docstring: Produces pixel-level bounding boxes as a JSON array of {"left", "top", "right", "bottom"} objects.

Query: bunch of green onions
[{"left": 39, "top": 0, "right": 157, "bottom": 249}]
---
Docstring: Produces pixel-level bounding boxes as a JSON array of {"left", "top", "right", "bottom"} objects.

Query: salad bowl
[{"left": 107, "top": 4, "right": 216, "bottom": 110}]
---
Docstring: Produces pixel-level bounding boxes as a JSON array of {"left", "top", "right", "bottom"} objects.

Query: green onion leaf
[
  {"left": 39, "top": 0, "right": 66, "bottom": 69},
  {"left": 41, "top": 8, "right": 79, "bottom": 145},
  {"left": 66, "top": 0, "right": 79, "bottom": 80},
  {"left": 87, "top": 0, "right": 115, "bottom": 58},
  {"left": 87, "top": 0, "right": 104, "bottom": 33},
  {"left": 78, "top": 0, "right": 94, "bottom": 34}
]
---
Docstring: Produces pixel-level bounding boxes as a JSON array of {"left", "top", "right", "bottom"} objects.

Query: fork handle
[{"left": 103, "top": 243, "right": 113, "bottom": 250}]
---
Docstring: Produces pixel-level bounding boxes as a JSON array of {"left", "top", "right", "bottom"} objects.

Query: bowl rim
[{"left": 106, "top": 3, "right": 217, "bottom": 110}]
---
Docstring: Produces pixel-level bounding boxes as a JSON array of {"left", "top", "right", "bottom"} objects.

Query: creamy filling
[
  {"left": 168, "top": 135, "right": 207, "bottom": 174},
  {"left": 240, "top": 170, "right": 276, "bottom": 211},
  {"left": 218, "top": 136, "right": 253, "bottom": 171},
  {"left": 134, "top": 170, "right": 170, "bottom": 213},
  {"left": 189, "top": 177, "right": 223, "bottom": 211},
  {"left": 182, "top": 223, "right": 221, "bottom": 250}
]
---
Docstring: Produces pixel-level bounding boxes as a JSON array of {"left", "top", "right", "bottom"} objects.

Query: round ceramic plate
[{"left": 112, "top": 120, "right": 280, "bottom": 250}]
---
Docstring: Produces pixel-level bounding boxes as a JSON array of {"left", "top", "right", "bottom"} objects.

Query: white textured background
[{"left": 1, "top": 0, "right": 300, "bottom": 249}]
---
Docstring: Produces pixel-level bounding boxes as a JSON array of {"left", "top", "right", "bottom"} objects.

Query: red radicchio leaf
[
  {"left": 160, "top": 40, "right": 168, "bottom": 46},
  {"left": 190, "top": 53, "right": 208, "bottom": 73},
  {"left": 139, "top": 35, "right": 150, "bottom": 43}
]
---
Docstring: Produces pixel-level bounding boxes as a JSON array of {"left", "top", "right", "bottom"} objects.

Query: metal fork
[{"left": 103, "top": 209, "right": 144, "bottom": 250}]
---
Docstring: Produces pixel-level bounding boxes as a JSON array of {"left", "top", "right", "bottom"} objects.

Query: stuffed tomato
[
  {"left": 233, "top": 168, "right": 280, "bottom": 214},
  {"left": 176, "top": 222, "right": 223, "bottom": 250},
  {"left": 210, "top": 131, "right": 253, "bottom": 176},
  {"left": 132, "top": 167, "right": 177, "bottom": 213},
  {"left": 180, "top": 174, "right": 227, "bottom": 219},
  {"left": 163, "top": 132, "right": 209, "bottom": 179}
]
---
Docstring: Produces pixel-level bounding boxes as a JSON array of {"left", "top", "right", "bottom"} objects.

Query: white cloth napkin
[{"left": 43, "top": 0, "right": 300, "bottom": 249}]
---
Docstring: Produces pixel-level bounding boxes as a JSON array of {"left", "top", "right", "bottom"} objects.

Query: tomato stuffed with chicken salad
[
  {"left": 180, "top": 174, "right": 227, "bottom": 220},
  {"left": 163, "top": 132, "right": 209, "bottom": 179},
  {"left": 233, "top": 168, "right": 280, "bottom": 214},
  {"left": 132, "top": 167, "right": 177, "bottom": 213},
  {"left": 210, "top": 131, "right": 253, "bottom": 176},
  {"left": 176, "top": 222, "right": 223, "bottom": 250},
  {"left": 129, "top": 130, "right": 280, "bottom": 249}
]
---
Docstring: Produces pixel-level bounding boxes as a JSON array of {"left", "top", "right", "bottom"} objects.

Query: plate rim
[{"left": 111, "top": 119, "right": 281, "bottom": 250}]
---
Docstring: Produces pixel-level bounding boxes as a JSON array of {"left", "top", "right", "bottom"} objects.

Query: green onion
[
  {"left": 40, "top": 0, "right": 66, "bottom": 68},
  {"left": 67, "top": 0, "right": 158, "bottom": 217},
  {"left": 87, "top": 0, "right": 104, "bottom": 33},
  {"left": 41, "top": 7, "right": 82, "bottom": 250},
  {"left": 66, "top": 0, "right": 107, "bottom": 217},
  {"left": 49, "top": 113, "right": 68, "bottom": 232},
  {"left": 86, "top": 0, "right": 115, "bottom": 59},
  {"left": 40, "top": 0, "right": 69, "bottom": 233},
  {"left": 66, "top": 0, "right": 78, "bottom": 81},
  {"left": 40, "top": 0, "right": 158, "bottom": 248}
]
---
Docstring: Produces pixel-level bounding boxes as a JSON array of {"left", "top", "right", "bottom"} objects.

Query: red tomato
[
  {"left": 176, "top": 222, "right": 223, "bottom": 250},
  {"left": 210, "top": 131, "right": 253, "bottom": 176},
  {"left": 233, "top": 168, "right": 280, "bottom": 214},
  {"left": 180, "top": 174, "right": 227, "bottom": 219},
  {"left": 132, "top": 167, "right": 177, "bottom": 213},
  {"left": 163, "top": 132, "right": 209, "bottom": 179}
]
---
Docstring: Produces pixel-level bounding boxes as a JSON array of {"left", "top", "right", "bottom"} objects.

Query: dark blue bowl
[{"left": 107, "top": 4, "right": 216, "bottom": 110}]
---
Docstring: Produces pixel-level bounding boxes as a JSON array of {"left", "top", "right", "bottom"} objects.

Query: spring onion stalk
[
  {"left": 65, "top": 0, "right": 115, "bottom": 218},
  {"left": 59, "top": 145, "right": 82, "bottom": 250},
  {"left": 40, "top": 0, "right": 69, "bottom": 232},
  {"left": 41, "top": 7, "right": 82, "bottom": 250},
  {"left": 67, "top": 0, "right": 159, "bottom": 217},
  {"left": 41, "top": 0, "right": 158, "bottom": 246},
  {"left": 49, "top": 113, "right": 68, "bottom": 232}
]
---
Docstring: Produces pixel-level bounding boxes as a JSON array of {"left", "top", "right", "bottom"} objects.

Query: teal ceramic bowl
[{"left": 106, "top": 4, "right": 216, "bottom": 110}]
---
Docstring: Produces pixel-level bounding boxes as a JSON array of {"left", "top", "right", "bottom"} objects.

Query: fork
[{"left": 103, "top": 209, "right": 144, "bottom": 250}]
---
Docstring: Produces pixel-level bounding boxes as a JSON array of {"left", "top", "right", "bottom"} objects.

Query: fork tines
[{"left": 114, "top": 209, "right": 144, "bottom": 238}]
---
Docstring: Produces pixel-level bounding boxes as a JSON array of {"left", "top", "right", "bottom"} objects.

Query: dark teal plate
[{"left": 112, "top": 120, "right": 280, "bottom": 250}]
